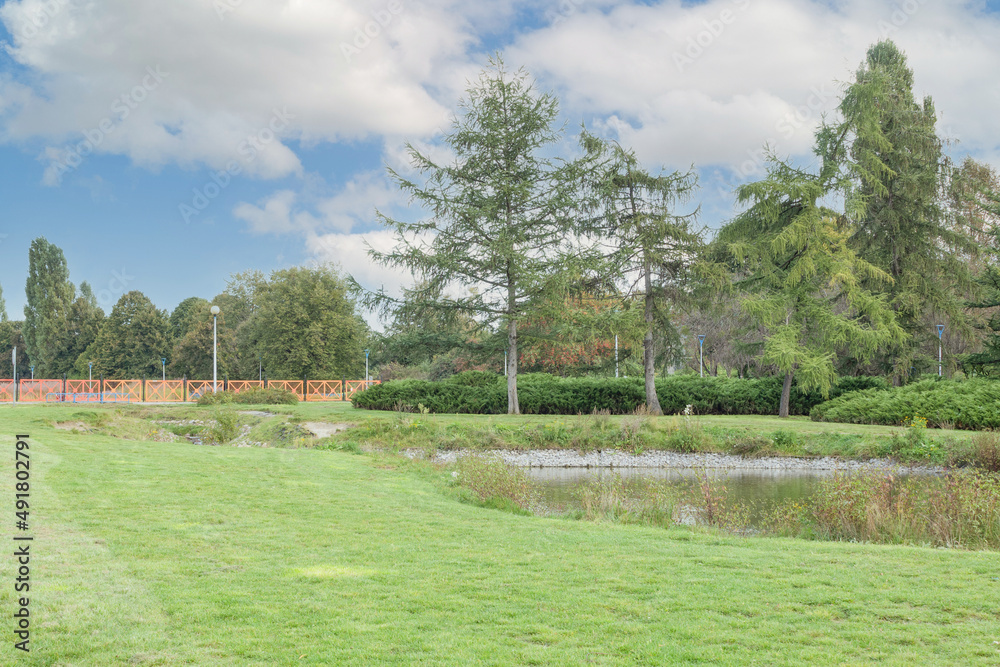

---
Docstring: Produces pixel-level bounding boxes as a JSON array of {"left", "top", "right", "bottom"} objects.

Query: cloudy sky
[{"left": 1, "top": 0, "right": 999, "bottom": 324}]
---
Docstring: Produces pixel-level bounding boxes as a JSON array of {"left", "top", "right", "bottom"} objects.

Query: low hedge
[
  {"left": 810, "top": 378, "right": 1000, "bottom": 429},
  {"left": 197, "top": 387, "right": 300, "bottom": 405},
  {"left": 352, "top": 372, "right": 886, "bottom": 416}
]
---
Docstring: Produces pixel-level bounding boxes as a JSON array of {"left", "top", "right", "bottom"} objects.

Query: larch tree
[
  {"left": 719, "top": 158, "right": 906, "bottom": 417},
  {"left": 821, "top": 40, "right": 979, "bottom": 377},
  {"left": 369, "top": 55, "right": 597, "bottom": 414},
  {"left": 590, "top": 137, "right": 701, "bottom": 414}
]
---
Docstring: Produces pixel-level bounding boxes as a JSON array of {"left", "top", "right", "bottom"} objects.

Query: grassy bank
[{"left": 1, "top": 405, "right": 999, "bottom": 664}]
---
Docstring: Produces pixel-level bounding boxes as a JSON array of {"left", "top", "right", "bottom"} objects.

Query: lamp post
[
  {"left": 30, "top": 366, "right": 34, "bottom": 380},
  {"left": 936, "top": 324, "right": 945, "bottom": 377},
  {"left": 211, "top": 306, "right": 220, "bottom": 393},
  {"left": 614, "top": 334, "right": 619, "bottom": 378},
  {"left": 161, "top": 357, "right": 166, "bottom": 382},
  {"left": 11, "top": 347, "right": 16, "bottom": 404},
  {"left": 259, "top": 355, "right": 262, "bottom": 383},
  {"left": 89, "top": 362, "right": 93, "bottom": 382},
  {"left": 364, "top": 349, "right": 370, "bottom": 387},
  {"left": 698, "top": 335, "right": 706, "bottom": 378}
]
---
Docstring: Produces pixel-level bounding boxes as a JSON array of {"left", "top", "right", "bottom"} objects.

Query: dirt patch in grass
[
  {"left": 54, "top": 421, "right": 91, "bottom": 432},
  {"left": 301, "top": 422, "right": 352, "bottom": 438}
]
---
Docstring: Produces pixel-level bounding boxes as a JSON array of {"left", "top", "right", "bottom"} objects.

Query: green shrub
[
  {"left": 205, "top": 407, "right": 241, "bottom": 444},
  {"left": 197, "top": 387, "right": 299, "bottom": 406},
  {"left": 352, "top": 373, "right": 886, "bottom": 416},
  {"left": 811, "top": 378, "right": 1000, "bottom": 430}
]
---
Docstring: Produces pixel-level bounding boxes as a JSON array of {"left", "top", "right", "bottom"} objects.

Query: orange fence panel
[
  {"left": 103, "top": 380, "right": 141, "bottom": 402},
  {"left": 268, "top": 380, "right": 304, "bottom": 399},
  {"left": 306, "top": 380, "right": 343, "bottom": 401},
  {"left": 62, "top": 379, "right": 101, "bottom": 402},
  {"left": 345, "top": 380, "right": 378, "bottom": 399},
  {"left": 145, "top": 380, "right": 185, "bottom": 402},
  {"left": 228, "top": 381, "right": 263, "bottom": 394},
  {"left": 0, "top": 380, "right": 13, "bottom": 402},
  {"left": 20, "top": 380, "right": 63, "bottom": 402},
  {"left": 186, "top": 380, "right": 218, "bottom": 402}
]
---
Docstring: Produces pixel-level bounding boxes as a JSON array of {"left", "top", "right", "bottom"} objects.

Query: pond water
[{"left": 526, "top": 467, "right": 833, "bottom": 524}]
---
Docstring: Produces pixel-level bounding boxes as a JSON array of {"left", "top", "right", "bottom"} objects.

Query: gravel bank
[{"left": 406, "top": 448, "right": 944, "bottom": 474}]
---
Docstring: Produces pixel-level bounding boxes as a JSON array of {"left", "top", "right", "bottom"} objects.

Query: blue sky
[{"left": 1, "top": 0, "right": 999, "bottom": 326}]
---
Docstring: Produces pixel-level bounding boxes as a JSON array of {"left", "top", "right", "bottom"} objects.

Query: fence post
[
  {"left": 100, "top": 374, "right": 104, "bottom": 404},
  {"left": 142, "top": 374, "right": 146, "bottom": 403},
  {"left": 62, "top": 374, "right": 67, "bottom": 402},
  {"left": 342, "top": 376, "right": 347, "bottom": 401},
  {"left": 224, "top": 374, "right": 229, "bottom": 392},
  {"left": 263, "top": 372, "right": 267, "bottom": 389},
  {"left": 183, "top": 375, "right": 187, "bottom": 402}
]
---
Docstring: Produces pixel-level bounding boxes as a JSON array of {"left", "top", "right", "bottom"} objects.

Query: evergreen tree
[
  {"left": 719, "top": 158, "right": 906, "bottom": 417},
  {"left": 369, "top": 55, "right": 598, "bottom": 413},
  {"left": 24, "top": 237, "right": 75, "bottom": 376},
  {"left": 820, "top": 40, "right": 979, "bottom": 377},
  {"left": 590, "top": 137, "right": 701, "bottom": 414}
]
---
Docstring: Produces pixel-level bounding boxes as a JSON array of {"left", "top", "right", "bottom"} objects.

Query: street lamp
[
  {"left": 364, "top": 349, "right": 370, "bottom": 386},
  {"left": 88, "top": 361, "right": 93, "bottom": 382},
  {"left": 30, "top": 365, "right": 34, "bottom": 380},
  {"left": 161, "top": 357, "right": 166, "bottom": 382},
  {"left": 936, "top": 324, "right": 945, "bottom": 377},
  {"left": 259, "top": 355, "right": 262, "bottom": 383},
  {"left": 211, "top": 305, "right": 220, "bottom": 393},
  {"left": 698, "top": 335, "right": 706, "bottom": 378},
  {"left": 614, "top": 334, "right": 619, "bottom": 379}
]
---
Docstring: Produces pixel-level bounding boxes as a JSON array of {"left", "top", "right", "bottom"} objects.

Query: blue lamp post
[
  {"left": 697, "top": 335, "right": 706, "bottom": 378},
  {"left": 936, "top": 324, "right": 945, "bottom": 377},
  {"left": 88, "top": 361, "right": 93, "bottom": 382},
  {"left": 30, "top": 365, "right": 34, "bottom": 380},
  {"left": 161, "top": 357, "right": 166, "bottom": 382},
  {"left": 364, "top": 349, "right": 370, "bottom": 387}
]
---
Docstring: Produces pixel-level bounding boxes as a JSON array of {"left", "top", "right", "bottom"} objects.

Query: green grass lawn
[{"left": 2, "top": 404, "right": 999, "bottom": 665}]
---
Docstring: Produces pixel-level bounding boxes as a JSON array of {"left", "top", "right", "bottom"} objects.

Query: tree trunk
[
  {"left": 779, "top": 371, "right": 793, "bottom": 418},
  {"left": 643, "top": 259, "right": 663, "bottom": 415},
  {"left": 507, "top": 317, "right": 519, "bottom": 415}
]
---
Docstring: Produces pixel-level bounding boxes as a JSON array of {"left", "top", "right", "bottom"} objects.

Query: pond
[{"left": 526, "top": 466, "right": 833, "bottom": 526}]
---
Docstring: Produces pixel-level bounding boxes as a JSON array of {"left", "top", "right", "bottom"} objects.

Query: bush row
[
  {"left": 197, "top": 387, "right": 300, "bottom": 405},
  {"left": 351, "top": 371, "right": 887, "bottom": 416},
  {"left": 810, "top": 378, "right": 1000, "bottom": 429}
]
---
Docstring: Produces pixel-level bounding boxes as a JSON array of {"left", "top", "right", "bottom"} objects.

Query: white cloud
[
  {"left": 233, "top": 169, "right": 409, "bottom": 235},
  {"left": 509, "top": 0, "right": 1000, "bottom": 172},
  {"left": 0, "top": 0, "right": 492, "bottom": 182}
]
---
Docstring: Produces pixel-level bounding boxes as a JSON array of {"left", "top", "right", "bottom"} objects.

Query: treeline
[
  {"left": 3, "top": 238, "right": 368, "bottom": 380},
  {"left": 362, "top": 42, "right": 1000, "bottom": 416}
]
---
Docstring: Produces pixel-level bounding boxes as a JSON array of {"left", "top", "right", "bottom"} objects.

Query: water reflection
[{"left": 527, "top": 467, "right": 832, "bottom": 521}]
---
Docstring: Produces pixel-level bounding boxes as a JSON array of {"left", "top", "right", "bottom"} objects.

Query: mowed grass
[{"left": 1, "top": 405, "right": 999, "bottom": 665}]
